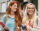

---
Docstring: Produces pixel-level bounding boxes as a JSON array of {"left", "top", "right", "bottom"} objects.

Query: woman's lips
[{"left": 29, "top": 10, "right": 33, "bottom": 13}]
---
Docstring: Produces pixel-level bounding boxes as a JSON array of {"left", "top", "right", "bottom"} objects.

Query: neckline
[{"left": 8, "top": 15, "right": 15, "bottom": 19}]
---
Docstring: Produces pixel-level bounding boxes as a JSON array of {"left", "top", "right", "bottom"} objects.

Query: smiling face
[
  {"left": 10, "top": 3, "right": 17, "bottom": 13},
  {"left": 27, "top": 4, "right": 35, "bottom": 15}
]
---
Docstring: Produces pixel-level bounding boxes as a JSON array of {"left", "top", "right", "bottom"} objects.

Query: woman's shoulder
[
  {"left": 2, "top": 15, "right": 6, "bottom": 18},
  {"left": 2, "top": 14, "right": 9, "bottom": 18},
  {"left": 1, "top": 15, "right": 7, "bottom": 23},
  {"left": 36, "top": 16, "right": 38, "bottom": 20}
]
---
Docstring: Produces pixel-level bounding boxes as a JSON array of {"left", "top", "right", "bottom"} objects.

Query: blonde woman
[{"left": 21, "top": 3, "right": 38, "bottom": 31}]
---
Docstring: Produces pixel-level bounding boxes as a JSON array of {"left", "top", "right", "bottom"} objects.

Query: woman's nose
[
  {"left": 29, "top": 9, "right": 32, "bottom": 11},
  {"left": 15, "top": 7, "right": 17, "bottom": 9}
]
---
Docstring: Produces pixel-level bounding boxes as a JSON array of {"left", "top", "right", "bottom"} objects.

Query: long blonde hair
[{"left": 23, "top": 3, "right": 37, "bottom": 25}]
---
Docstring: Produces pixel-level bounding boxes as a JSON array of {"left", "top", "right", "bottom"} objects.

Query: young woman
[
  {"left": 1, "top": 1, "right": 22, "bottom": 31},
  {"left": 22, "top": 3, "right": 38, "bottom": 31}
]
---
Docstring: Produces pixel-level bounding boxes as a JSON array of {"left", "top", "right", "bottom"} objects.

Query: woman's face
[
  {"left": 27, "top": 5, "right": 35, "bottom": 15},
  {"left": 10, "top": 3, "right": 17, "bottom": 12}
]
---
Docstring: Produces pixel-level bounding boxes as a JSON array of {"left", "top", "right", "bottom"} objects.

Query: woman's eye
[
  {"left": 32, "top": 8, "right": 34, "bottom": 9},
  {"left": 28, "top": 8, "right": 31, "bottom": 9},
  {"left": 27, "top": 7, "right": 31, "bottom": 9},
  {"left": 14, "top": 5, "right": 16, "bottom": 6},
  {"left": 14, "top": 5, "right": 17, "bottom": 7},
  {"left": 27, "top": 7, "right": 34, "bottom": 9}
]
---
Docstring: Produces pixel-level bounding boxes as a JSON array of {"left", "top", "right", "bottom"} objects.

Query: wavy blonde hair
[{"left": 23, "top": 3, "right": 37, "bottom": 25}]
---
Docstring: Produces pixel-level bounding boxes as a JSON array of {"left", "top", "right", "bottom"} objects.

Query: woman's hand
[
  {"left": 4, "top": 26, "right": 8, "bottom": 30},
  {"left": 15, "top": 26, "right": 20, "bottom": 31},
  {"left": 0, "top": 21, "right": 9, "bottom": 31},
  {"left": 0, "top": 21, "right": 8, "bottom": 30},
  {"left": 0, "top": 22, "right": 5, "bottom": 27},
  {"left": 4, "top": 26, "right": 9, "bottom": 31}
]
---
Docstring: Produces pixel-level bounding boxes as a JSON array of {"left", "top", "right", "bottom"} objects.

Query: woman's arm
[{"left": 1, "top": 15, "right": 9, "bottom": 31}]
